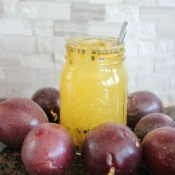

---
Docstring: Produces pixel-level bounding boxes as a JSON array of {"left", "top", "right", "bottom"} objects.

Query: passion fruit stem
[{"left": 108, "top": 166, "right": 115, "bottom": 175}]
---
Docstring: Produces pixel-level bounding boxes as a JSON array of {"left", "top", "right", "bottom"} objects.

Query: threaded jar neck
[{"left": 65, "top": 36, "right": 125, "bottom": 64}]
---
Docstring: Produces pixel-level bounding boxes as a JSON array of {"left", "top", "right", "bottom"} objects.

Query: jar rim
[{"left": 66, "top": 35, "right": 124, "bottom": 55}]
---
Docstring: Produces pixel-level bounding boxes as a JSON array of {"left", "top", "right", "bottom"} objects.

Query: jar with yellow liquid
[{"left": 60, "top": 36, "right": 128, "bottom": 150}]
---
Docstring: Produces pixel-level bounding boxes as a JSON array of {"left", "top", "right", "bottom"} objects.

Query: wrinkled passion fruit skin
[
  {"left": 134, "top": 113, "right": 175, "bottom": 141},
  {"left": 22, "top": 123, "right": 75, "bottom": 175},
  {"left": 142, "top": 127, "right": 175, "bottom": 175},
  {"left": 32, "top": 87, "right": 60, "bottom": 123},
  {"left": 0, "top": 98, "right": 48, "bottom": 149},
  {"left": 127, "top": 91, "right": 163, "bottom": 129},
  {"left": 81, "top": 122, "right": 142, "bottom": 175}
]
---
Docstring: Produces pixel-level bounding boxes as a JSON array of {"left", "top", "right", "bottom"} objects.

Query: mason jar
[{"left": 60, "top": 36, "right": 128, "bottom": 150}]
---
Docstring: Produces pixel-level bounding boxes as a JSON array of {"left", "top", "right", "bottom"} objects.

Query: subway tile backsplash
[{"left": 0, "top": 0, "right": 174, "bottom": 104}]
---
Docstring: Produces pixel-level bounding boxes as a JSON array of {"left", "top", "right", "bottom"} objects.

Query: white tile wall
[
  {"left": 171, "top": 77, "right": 175, "bottom": 90},
  {"left": 89, "top": 0, "right": 123, "bottom": 4},
  {"left": 157, "top": 24, "right": 175, "bottom": 39},
  {"left": 139, "top": 0, "right": 158, "bottom": 6},
  {"left": 72, "top": 3, "right": 105, "bottom": 21},
  {"left": 155, "top": 56, "right": 174, "bottom": 74},
  {"left": 0, "top": 36, "right": 37, "bottom": 53},
  {"left": 0, "top": 19, "right": 32, "bottom": 35},
  {"left": 125, "top": 39, "right": 138, "bottom": 56},
  {"left": 138, "top": 40, "right": 156, "bottom": 57},
  {"left": 105, "top": 5, "right": 139, "bottom": 23},
  {"left": 0, "top": 52, "right": 22, "bottom": 67},
  {"left": 3, "top": 1, "right": 71, "bottom": 20},
  {"left": 139, "top": 23, "right": 156, "bottom": 40},
  {"left": 88, "top": 21, "right": 122, "bottom": 37},
  {"left": 6, "top": 83, "right": 22, "bottom": 98},
  {"left": 136, "top": 74, "right": 170, "bottom": 92},
  {"left": 21, "top": 53, "right": 54, "bottom": 68},
  {"left": 140, "top": 7, "right": 175, "bottom": 23},
  {"left": 37, "top": 36, "right": 66, "bottom": 54},
  {"left": 54, "top": 20, "right": 88, "bottom": 36},
  {"left": 0, "top": 0, "right": 174, "bottom": 104},
  {"left": 156, "top": 40, "right": 175, "bottom": 57},
  {"left": 37, "top": 68, "right": 61, "bottom": 86},
  {"left": 126, "top": 56, "right": 155, "bottom": 73},
  {"left": 5, "top": 67, "right": 38, "bottom": 84},
  {"left": 158, "top": 0, "right": 175, "bottom": 7},
  {"left": 0, "top": 67, "right": 5, "bottom": 81},
  {"left": 33, "top": 19, "right": 53, "bottom": 36}
]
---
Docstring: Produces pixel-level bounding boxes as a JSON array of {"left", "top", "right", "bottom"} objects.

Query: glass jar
[{"left": 60, "top": 36, "right": 128, "bottom": 150}]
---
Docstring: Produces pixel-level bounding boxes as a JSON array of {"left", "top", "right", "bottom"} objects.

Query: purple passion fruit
[
  {"left": 142, "top": 127, "right": 175, "bottom": 175},
  {"left": 134, "top": 113, "right": 175, "bottom": 140},
  {"left": 127, "top": 91, "right": 163, "bottom": 129},
  {"left": 0, "top": 98, "right": 48, "bottom": 149},
  {"left": 81, "top": 122, "right": 142, "bottom": 175},
  {"left": 32, "top": 87, "right": 60, "bottom": 123},
  {"left": 22, "top": 123, "right": 75, "bottom": 175}
]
